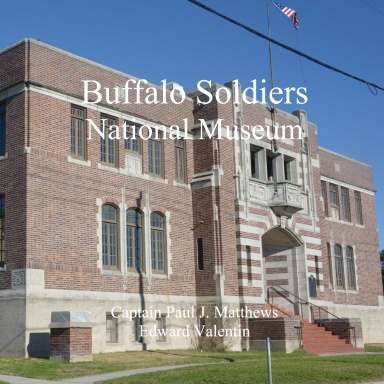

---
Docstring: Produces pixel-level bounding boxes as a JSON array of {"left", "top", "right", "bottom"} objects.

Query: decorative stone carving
[
  {"left": 286, "top": 186, "right": 300, "bottom": 205},
  {"left": 250, "top": 181, "right": 267, "bottom": 201},
  {"left": 126, "top": 154, "right": 142, "bottom": 174},
  {"left": 12, "top": 270, "right": 26, "bottom": 288}
]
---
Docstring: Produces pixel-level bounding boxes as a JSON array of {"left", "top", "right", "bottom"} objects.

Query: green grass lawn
[
  {"left": 365, "top": 343, "right": 384, "bottom": 352},
  {"left": 99, "top": 354, "right": 384, "bottom": 384},
  {"left": 0, "top": 347, "right": 383, "bottom": 383},
  {"left": 0, "top": 350, "right": 276, "bottom": 380}
]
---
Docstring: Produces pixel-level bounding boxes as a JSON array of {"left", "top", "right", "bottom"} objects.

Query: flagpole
[{"left": 266, "top": 0, "right": 278, "bottom": 155}]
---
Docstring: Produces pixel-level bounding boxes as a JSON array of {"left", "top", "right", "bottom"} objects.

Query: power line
[
  {"left": 360, "top": 0, "right": 384, "bottom": 17},
  {"left": 187, "top": 0, "right": 384, "bottom": 94}
]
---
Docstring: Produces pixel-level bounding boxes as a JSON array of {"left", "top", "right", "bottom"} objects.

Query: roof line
[{"left": 319, "top": 146, "right": 372, "bottom": 168}]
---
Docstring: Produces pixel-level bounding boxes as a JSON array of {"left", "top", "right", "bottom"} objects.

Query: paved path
[{"left": 0, "top": 364, "right": 204, "bottom": 384}]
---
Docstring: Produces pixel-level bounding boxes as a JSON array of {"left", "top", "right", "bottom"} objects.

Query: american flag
[{"left": 273, "top": 2, "right": 299, "bottom": 30}]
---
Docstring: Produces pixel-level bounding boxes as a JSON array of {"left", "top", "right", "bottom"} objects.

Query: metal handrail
[
  {"left": 266, "top": 301, "right": 293, "bottom": 318},
  {"left": 266, "top": 285, "right": 357, "bottom": 347}
]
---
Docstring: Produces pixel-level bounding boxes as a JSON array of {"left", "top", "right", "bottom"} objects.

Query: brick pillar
[
  {"left": 248, "top": 318, "right": 302, "bottom": 353},
  {"left": 49, "top": 311, "right": 92, "bottom": 362}
]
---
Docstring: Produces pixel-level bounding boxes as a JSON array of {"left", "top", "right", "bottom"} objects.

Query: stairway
[{"left": 265, "top": 303, "right": 365, "bottom": 354}]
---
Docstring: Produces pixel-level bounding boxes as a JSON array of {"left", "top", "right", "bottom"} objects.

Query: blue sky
[{"left": 1, "top": 0, "right": 383, "bottom": 249}]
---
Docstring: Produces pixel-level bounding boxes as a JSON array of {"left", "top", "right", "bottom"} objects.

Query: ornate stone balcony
[{"left": 249, "top": 179, "right": 303, "bottom": 216}]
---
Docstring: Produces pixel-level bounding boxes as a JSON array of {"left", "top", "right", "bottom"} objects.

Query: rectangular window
[
  {"left": 329, "top": 184, "right": 339, "bottom": 206},
  {"left": 156, "top": 315, "right": 166, "bottom": 342},
  {"left": 197, "top": 238, "right": 204, "bottom": 270},
  {"left": 321, "top": 181, "right": 329, "bottom": 217},
  {"left": 126, "top": 209, "right": 143, "bottom": 270},
  {"left": 329, "top": 184, "right": 340, "bottom": 220},
  {"left": 71, "top": 106, "right": 86, "bottom": 159},
  {"left": 0, "top": 102, "right": 6, "bottom": 156},
  {"left": 283, "top": 156, "right": 294, "bottom": 181},
  {"left": 102, "top": 205, "right": 119, "bottom": 269},
  {"left": 266, "top": 152, "right": 275, "bottom": 181},
  {"left": 334, "top": 245, "right": 345, "bottom": 289},
  {"left": 101, "top": 116, "right": 118, "bottom": 166},
  {"left": 175, "top": 139, "right": 186, "bottom": 182},
  {"left": 148, "top": 138, "right": 163, "bottom": 177},
  {"left": 125, "top": 124, "right": 141, "bottom": 154},
  {"left": 246, "top": 245, "right": 252, "bottom": 284},
  {"left": 340, "top": 187, "right": 350, "bottom": 221},
  {"left": 151, "top": 213, "right": 165, "bottom": 273},
  {"left": 106, "top": 314, "right": 118, "bottom": 343},
  {"left": 133, "top": 315, "right": 143, "bottom": 342},
  {"left": 346, "top": 247, "right": 356, "bottom": 290},
  {"left": 251, "top": 147, "right": 261, "bottom": 179},
  {"left": 354, "top": 191, "right": 363, "bottom": 225},
  {"left": 0, "top": 195, "right": 4, "bottom": 262}
]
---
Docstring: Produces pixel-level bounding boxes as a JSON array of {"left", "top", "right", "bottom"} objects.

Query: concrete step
[{"left": 265, "top": 303, "right": 365, "bottom": 355}]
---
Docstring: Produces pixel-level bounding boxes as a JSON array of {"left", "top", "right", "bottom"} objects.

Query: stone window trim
[
  {"left": 328, "top": 241, "right": 358, "bottom": 293},
  {"left": 102, "top": 204, "right": 120, "bottom": 271},
  {"left": 150, "top": 212, "right": 166, "bottom": 274},
  {"left": 250, "top": 145, "right": 299, "bottom": 185},
  {"left": 97, "top": 199, "right": 172, "bottom": 277}
]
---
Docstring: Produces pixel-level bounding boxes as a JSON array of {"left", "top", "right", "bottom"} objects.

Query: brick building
[{"left": 0, "top": 39, "right": 383, "bottom": 357}]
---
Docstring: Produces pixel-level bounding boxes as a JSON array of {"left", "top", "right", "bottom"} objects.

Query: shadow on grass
[{"left": 147, "top": 350, "right": 236, "bottom": 363}]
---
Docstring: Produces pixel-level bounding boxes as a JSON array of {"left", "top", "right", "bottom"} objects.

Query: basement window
[{"left": 106, "top": 314, "right": 118, "bottom": 343}]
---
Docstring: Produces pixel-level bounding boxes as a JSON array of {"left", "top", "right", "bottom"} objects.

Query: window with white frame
[
  {"left": 102, "top": 204, "right": 119, "bottom": 269},
  {"left": 151, "top": 212, "right": 166, "bottom": 273}
]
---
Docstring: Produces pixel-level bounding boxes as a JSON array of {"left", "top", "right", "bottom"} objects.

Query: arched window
[
  {"left": 334, "top": 244, "right": 344, "bottom": 289},
  {"left": 102, "top": 204, "right": 118, "bottom": 269},
  {"left": 346, "top": 246, "right": 356, "bottom": 290},
  {"left": 150, "top": 212, "right": 165, "bottom": 273},
  {"left": 126, "top": 209, "right": 143, "bottom": 270}
]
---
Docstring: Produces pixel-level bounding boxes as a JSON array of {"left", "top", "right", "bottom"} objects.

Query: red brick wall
[{"left": 50, "top": 327, "right": 92, "bottom": 357}]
